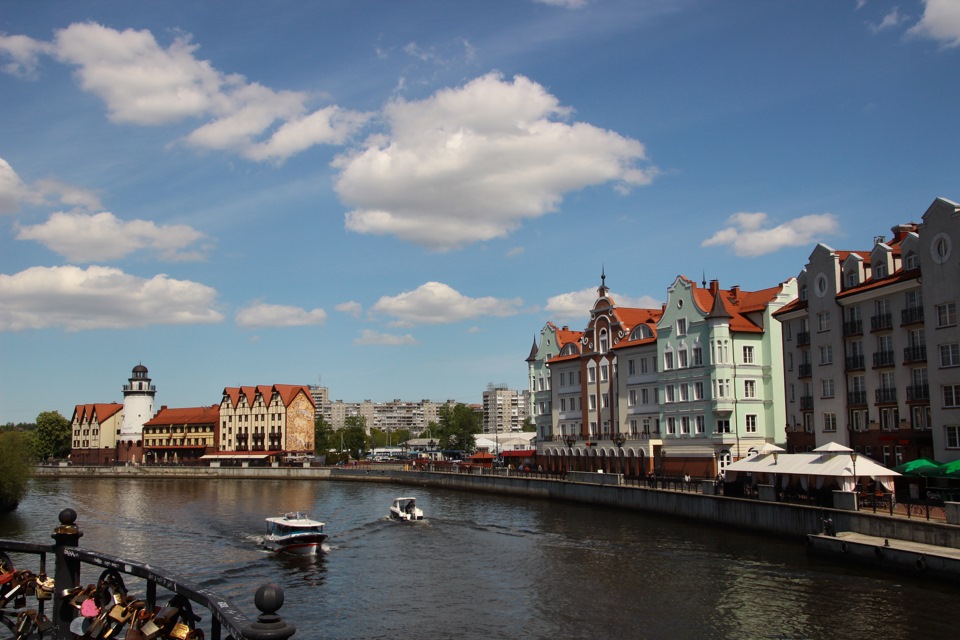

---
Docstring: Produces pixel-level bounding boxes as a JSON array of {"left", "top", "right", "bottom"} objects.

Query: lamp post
[
  {"left": 612, "top": 432, "right": 626, "bottom": 476},
  {"left": 850, "top": 452, "right": 858, "bottom": 492},
  {"left": 564, "top": 434, "right": 576, "bottom": 472}
]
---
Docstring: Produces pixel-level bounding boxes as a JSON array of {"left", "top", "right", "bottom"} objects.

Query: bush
[{"left": 0, "top": 431, "right": 33, "bottom": 512}]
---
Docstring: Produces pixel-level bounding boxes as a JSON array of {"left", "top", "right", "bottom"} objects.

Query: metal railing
[{"left": 0, "top": 509, "right": 295, "bottom": 640}]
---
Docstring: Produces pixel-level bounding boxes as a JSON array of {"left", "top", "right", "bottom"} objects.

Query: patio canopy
[
  {"left": 724, "top": 451, "right": 899, "bottom": 492},
  {"left": 891, "top": 458, "right": 942, "bottom": 476}
]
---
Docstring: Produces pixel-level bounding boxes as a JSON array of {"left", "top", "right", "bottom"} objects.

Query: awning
[
  {"left": 199, "top": 454, "right": 270, "bottom": 460},
  {"left": 501, "top": 450, "right": 536, "bottom": 458}
]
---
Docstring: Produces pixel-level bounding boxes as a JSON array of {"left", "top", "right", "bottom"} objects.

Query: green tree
[
  {"left": 0, "top": 431, "right": 33, "bottom": 512},
  {"left": 521, "top": 417, "right": 536, "bottom": 432},
  {"left": 314, "top": 415, "right": 333, "bottom": 454},
  {"left": 436, "top": 403, "right": 481, "bottom": 454},
  {"left": 34, "top": 410, "right": 71, "bottom": 461},
  {"left": 340, "top": 416, "right": 368, "bottom": 459}
]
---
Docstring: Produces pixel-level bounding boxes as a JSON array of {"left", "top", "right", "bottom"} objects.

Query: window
[
  {"left": 822, "top": 378, "right": 835, "bottom": 398},
  {"left": 695, "top": 416, "right": 705, "bottom": 434},
  {"left": 641, "top": 388, "right": 649, "bottom": 404},
  {"left": 628, "top": 389, "right": 637, "bottom": 406},
  {"left": 640, "top": 358, "right": 648, "bottom": 374},
  {"left": 937, "top": 302, "right": 957, "bottom": 327},
  {"left": 846, "top": 270, "right": 858, "bottom": 288},
  {"left": 850, "top": 409, "right": 867, "bottom": 432},
  {"left": 601, "top": 393, "right": 609, "bottom": 409},
  {"left": 560, "top": 398, "right": 567, "bottom": 412},
  {"left": 745, "top": 414, "right": 758, "bottom": 433},
  {"left": 694, "top": 382, "right": 704, "bottom": 400},
  {"left": 874, "top": 263, "right": 887, "bottom": 278},
  {"left": 589, "top": 394, "right": 597, "bottom": 410},
  {"left": 717, "top": 419, "right": 731, "bottom": 433},
  {"left": 677, "top": 318, "right": 687, "bottom": 336},
  {"left": 744, "top": 380, "right": 756, "bottom": 398},
  {"left": 716, "top": 379, "right": 730, "bottom": 398},
  {"left": 667, "top": 417, "right": 677, "bottom": 435},
  {"left": 817, "top": 311, "right": 831, "bottom": 331},
  {"left": 692, "top": 346, "right": 703, "bottom": 366},
  {"left": 679, "top": 384, "right": 689, "bottom": 401},
  {"left": 946, "top": 426, "right": 960, "bottom": 449},
  {"left": 600, "top": 365, "right": 608, "bottom": 382},
  {"left": 944, "top": 385, "right": 960, "bottom": 408},
  {"left": 881, "top": 407, "right": 899, "bottom": 431},
  {"left": 599, "top": 330, "right": 609, "bottom": 353},
  {"left": 666, "top": 385, "right": 675, "bottom": 403},
  {"left": 905, "top": 251, "right": 919, "bottom": 270},
  {"left": 664, "top": 351, "right": 674, "bottom": 370},
  {"left": 819, "top": 345, "right": 833, "bottom": 365},
  {"left": 678, "top": 350, "right": 688, "bottom": 368},
  {"left": 588, "top": 366, "right": 596, "bottom": 383},
  {"left": 913, "top": 405, "right": 931, "bottom": 430},
  {"left": 628, "top": 359, "right": 635, "bottom": 375},
  {"left": 941, "top": 343, "right": 960, "bottom": 367},
  {"left": 823, "top": 413, "right": 837, "bottom": 432},
  {"left": 681, "top": 417, "right": 690, "bottom": 434},
  {"left": 742, "top": 345, "right": 755, "bottom": 364}
]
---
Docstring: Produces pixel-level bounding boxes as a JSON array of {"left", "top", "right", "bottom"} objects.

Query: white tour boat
[
  {"left": 389, "top": 497, "right": 424, "bottom": 521},
  {"left": 263, "top": 512, "right": 327, "bottom": 555}
]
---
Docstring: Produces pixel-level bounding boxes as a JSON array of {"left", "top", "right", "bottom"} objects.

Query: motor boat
[
  {"left": 263, "top": 512, "right": 327, "bottom": 555},
  {"left": 389, "top": 497, "right": 424, "bottom": 521}
]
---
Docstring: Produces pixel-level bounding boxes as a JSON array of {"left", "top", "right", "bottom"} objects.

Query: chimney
[
  {"left": 709, "top": 279, "right": 719, "bottom": 295},
  {"left": 730, "top": 285, "right": 740, "bottom": 302}
]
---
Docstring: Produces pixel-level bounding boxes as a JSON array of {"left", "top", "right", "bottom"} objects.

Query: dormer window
[
  {"left": 904, "top": 251, "right": 919, "bottom": 270},
  {"left": 874, "top": 264, "right": 887, "bottom": 279},
  {"left": 846, "top": 271, "right": 858, "bottom": 288},
  {"left": 599, "top": 329, "right": 609, "bottom": 353}
]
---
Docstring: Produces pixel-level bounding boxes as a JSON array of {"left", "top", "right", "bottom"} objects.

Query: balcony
[
  {"left": 843, "top": 320, "right": 863, "bottom": 337},
  {"left": 797, "top": 331, "right": 811, "bottom": 346},
  {"left": 873, "top": 350, "right": 895, "bottom": 368},
  {"left": 901, "top": 305, "right": 924, "bottom": 326},
  {"left": 798, "top": 363, "right": 812, "bottom": 378},
  {"left": 800, "top": 395, "right": 814, "bottom": 411},
  {"left": 875, "top": 387, "right": 898, "bottom": 404},
  {"left": 903, "top": 344, "right": 927, "bottom": 364},
  {"left": 871, "top": 313, "right": 893, "bottom": 332},
  {"left": 847, "top": 390, "right": 867, "bottom": 406},
  {"left": 845, "top": 355, "right": 865, "bottom": 371},
  {"left": 907, "top": 384, "right": 930, "bottom": 402}
]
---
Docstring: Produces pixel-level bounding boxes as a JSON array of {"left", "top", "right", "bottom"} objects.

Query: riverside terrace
[
  {"left": 34, "top": 463, "right": 960, "bottom": 575},
  {"left": 0, "top": 509, "right": 297, "bottom": 640}
]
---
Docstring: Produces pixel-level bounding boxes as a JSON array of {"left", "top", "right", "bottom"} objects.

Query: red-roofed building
[
  {"left": 143, "top": 405, "right": 219, "bottom": 464},
  {"left": 527, "top": 321, "right": 583, "bottom": 445},
  {"left": 217, "top": 384, "right": 315, "bottom": 459},
  {"left": 775, "top": 197, "right": 960, "bottom": 465},
  {"left": 69, "top": 403, "right": 124, "bottom": 465}
]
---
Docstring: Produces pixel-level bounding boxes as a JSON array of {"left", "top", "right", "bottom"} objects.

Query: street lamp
[
  {"left": 564, "top": 434, "right": 576, "bottom": 472},
  {"left": 612, "top": 432, "right": 626, "bottom": 476},
  {"left": 850, "top": 452, "right": 858, "bottom": 492}
]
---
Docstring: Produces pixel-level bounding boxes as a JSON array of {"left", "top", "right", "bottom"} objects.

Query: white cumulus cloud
[
  {"left": 335, "top": 301, "right": 363, "bottom": 317},
  {"left": 0, "top": 23, "right": 368, "bottom": 162},
  {"left": 371, "top": 281, "right": 523, "bottom": 327},
  {"left": 0, "top": 265, "right": 222, "bottom": 331},
  {"left": 235, "top": 303, "right": 327, "bottom": 329},
  {"left": 907, "top": 0, "right": 960, "bottom": 47},
  {"left": 334, "top": 72, "right": 656, "bottom": 251},
  {"left": 0, "top": 157, "right": 102, "bottom": 214},
  {"left": 354, "top": 329, "right": 418, "bottom": 346},
  {"left": 701, "top": 211, "right": 841, "bottom": 257},
  {"left": 16, "top": 211, "right": 207, "bottom": 263}
]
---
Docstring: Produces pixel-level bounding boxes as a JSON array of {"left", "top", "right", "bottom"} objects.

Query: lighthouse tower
[{"left": 118, "top": 363, "right": 156, "bottom": 464}]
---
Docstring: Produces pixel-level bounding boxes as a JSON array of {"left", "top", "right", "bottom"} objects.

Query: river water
[{"left": 1, "top": 477, "right": 957, "bottom": 639}]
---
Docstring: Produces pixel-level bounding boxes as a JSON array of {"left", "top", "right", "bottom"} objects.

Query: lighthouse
[{"left": 118, "top": 363, "right": 157, "bottom": 464}]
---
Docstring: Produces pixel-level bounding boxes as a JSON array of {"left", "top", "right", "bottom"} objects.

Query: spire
[
  {"left": 598, "top": 266, "right": 609, "bottom": 298},
  {"left": 707, "top": 286, "right": 732, "bottom": 319},
  {"left": 526, "top": 335, "right": 539, "bottom": 362}
]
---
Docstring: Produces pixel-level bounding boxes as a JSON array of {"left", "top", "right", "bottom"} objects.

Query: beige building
[
  {"left": 482, "top": 384, "right": 528, "bottom": 435},
  {"left": 218, "top": 385, "right": 315, "bottom": 454},
  {"left": 70, "top": 403, "right": 123, "bottom": 465},
  {"left": 143, "top": 405, "right": 219, "bottom": 464}
]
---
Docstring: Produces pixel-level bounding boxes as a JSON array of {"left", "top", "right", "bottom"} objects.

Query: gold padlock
[
  {"left": 139, "top": 618, "right": 161, "bottom": 640},
  {"left": 168, "top": 622, "right": 191, "bottom": 640}
]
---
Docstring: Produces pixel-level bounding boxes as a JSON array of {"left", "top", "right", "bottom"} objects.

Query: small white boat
[
  {"left": 389, "top": 497, "right": 424, "bottom": 521},
  {"left": 263, "top": 512, "right": 327, "bottom": 555}
]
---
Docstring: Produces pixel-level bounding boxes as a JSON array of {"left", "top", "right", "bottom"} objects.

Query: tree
[
  {"left": 521, "top": 417, "right": 536, "bottom": 432},
  {"left": 436, "top": 403, "right": 481, "bottom": 454},
  {"left": 314, "top": 415, "right": 333, "bottom": 454},
  {"left": 34, "top": 410, "right": 71, "bottom": 461},
  {"left": 340, "top": 416, "right": 368, "bottom": 459},
  {"left": 0, "top": 431, "right": 33, "bottom": 511}
]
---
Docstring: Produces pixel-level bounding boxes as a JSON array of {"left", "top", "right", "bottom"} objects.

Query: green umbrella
[
  {"left": 892, "top": 458, "right": 942, "bottom": 476},
  {"left": 917, "top": 459, "right": 960, "bottom": 477},
  {"left": 937, "top": 459, "right": 960, "bottom": 478}
]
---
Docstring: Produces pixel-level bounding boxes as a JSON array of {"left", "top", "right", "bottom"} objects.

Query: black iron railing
[{"left": 0, "top": 509, "right": 295, "bottom": 640}]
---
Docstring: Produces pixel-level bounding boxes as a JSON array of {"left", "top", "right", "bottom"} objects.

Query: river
[{"left": 1, "top": 477, "right": 957, "bottom": 639}]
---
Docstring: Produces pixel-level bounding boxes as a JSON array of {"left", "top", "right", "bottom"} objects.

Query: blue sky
[{"left": 1, "top": 0, "right": 958, "bottom": 423}]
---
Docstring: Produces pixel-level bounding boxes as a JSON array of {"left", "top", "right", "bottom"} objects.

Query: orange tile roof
[
  {"left": 692, "top": 279, "right": 789, "bottom": 333},
  {"left": 145, "top": 405, "right": 220, "bottom": 426},
  {"left": 221, "top": 384, "right": 315, "bottom": 409},
  {"left": 836, "top": 267, "right": 919, "bottom": 299},
  {"left": 72, "top": 403, "right": 123, "bottom": 423}
]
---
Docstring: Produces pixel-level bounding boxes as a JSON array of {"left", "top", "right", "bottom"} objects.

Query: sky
[{"left": 1, "top": 0, "right": 958, "bottom": 424}]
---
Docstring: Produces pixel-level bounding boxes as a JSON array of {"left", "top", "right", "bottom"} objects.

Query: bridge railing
[{"left": 0, "top": 508, "right": 296, "bottom": 640}]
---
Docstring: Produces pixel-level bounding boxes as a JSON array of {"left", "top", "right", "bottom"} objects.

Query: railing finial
[{"left": 242, "top": 583, "right": 296, "bottom": 639}]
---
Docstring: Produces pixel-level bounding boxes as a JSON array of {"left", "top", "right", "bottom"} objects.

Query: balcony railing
[
  {"left": 800, "top": 395, "right": 814, "bottom": 411},
  {"left": 798, "top": 363, "right": 812, "bottom": 378},
  {"left": 873, "top": 350, "right": 895, "bottom": 367},
  {"left": 903, "top": 344, "right": 927, "bottom": 363},
  {"left": 843, "top": 320, "right": 863, "bottom": 337},
  {"left": 845, "top": 355, "right": 865, "bottom": 371},
  {"left": 847, "top": 390, "right": 867, "bottom": 406},
  {"left": 796, "top": 331, "right": 811, "bottom": 346},
  {"left": 901, "top": 306, "right": 924, "bottom": 325},
  {"left": 907, "top": 384, "right": 930, "bottom": 402},
  {"left": 871, "top": 313, "right": 893, "bottom": 331},
  {"left": 875, "top": 387, "right": 898, "bottom": 404}
]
